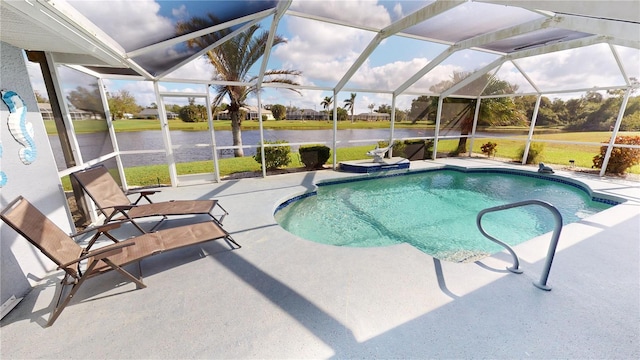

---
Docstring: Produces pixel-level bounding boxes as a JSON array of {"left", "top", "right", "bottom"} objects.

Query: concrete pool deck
[{"left": 1, "top": 158, "right": 638, "bottom": 359}]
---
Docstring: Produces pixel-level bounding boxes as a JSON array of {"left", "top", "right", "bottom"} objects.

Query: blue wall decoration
[
  {"left": 2, "top": 90, "right": 37, "bottom": 167},
  {"left": 0, "top": 141, "right": 6, "bottom": 187}
]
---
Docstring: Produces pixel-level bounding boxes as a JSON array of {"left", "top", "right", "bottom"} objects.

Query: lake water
[{"left": 49, "top": 127, "right": 511, "bottom": 169}]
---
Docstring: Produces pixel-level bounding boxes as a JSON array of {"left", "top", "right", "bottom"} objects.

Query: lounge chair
[
  {"left": 71, "top": 164, "right": 227, "bottom": 233},
  {"left": 0, "top": 196, "right": 240, "bottom": 326}
]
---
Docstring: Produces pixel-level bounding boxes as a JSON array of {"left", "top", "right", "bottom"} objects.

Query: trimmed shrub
[
  {"left": 518, "top": 143, "right": 545, "bottom": 164},
  {"left": 481, "top": 142, "right": 498, "bottom": 157},
  {"left": 592, "top": 135, "right": 640, "bottom": 174},
  {"left": 299, "top": 145, "right": 331, "bottom": 169},
  {"left": 254, "top": 140, "right": 291, "bottom": 170}
]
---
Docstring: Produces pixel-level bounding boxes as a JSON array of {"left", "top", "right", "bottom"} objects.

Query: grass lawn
[
  {"left": 471, "top": 131, "right": 640, "bottom": 173},
  {"left": 59, "top": 131, "right": 639, "bottom": 190}
]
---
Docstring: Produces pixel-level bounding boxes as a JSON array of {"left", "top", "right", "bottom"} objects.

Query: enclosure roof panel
[
  {"left": 0, "top": 0, "right": 638, "bottom": 95},
  {"left": 67, "top": 0, "right": 278, "bottom": 52},
  {"left": 402, "top": 1, "right": 545, "bottom": 44}
]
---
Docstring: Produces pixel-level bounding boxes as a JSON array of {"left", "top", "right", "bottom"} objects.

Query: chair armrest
[
  {"left": 58, "top": 242, "right": 136, "bottom": 269},
  {"left": 127, "top": 189, "right": 159, "bottom": 204},
  {"left": 72, "top": 221, "right": 132, "bottom": 250},
  {"left": 71, "top": 221, "right": 124, "bottom": 238},
  {"left": 96, "top": 204, "right": 135, "bottom": 214},
  {"left": 113, "top": 205, "right": 135, "bottom": 211},
  {"left": 127, "top": 189, "right": 159, "bottom": 196}
]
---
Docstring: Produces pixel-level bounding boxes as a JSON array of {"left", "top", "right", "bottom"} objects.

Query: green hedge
[
  {"left": 299, "top": 145, "right": 331, "bottom": 169},
  {"left": 254, "top": 140, "right": 291, "bottom": 170}
]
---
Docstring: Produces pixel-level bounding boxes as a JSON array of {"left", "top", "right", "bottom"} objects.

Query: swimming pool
[{"left": 275, "top": 168, "right": 620, "bottom": 263}]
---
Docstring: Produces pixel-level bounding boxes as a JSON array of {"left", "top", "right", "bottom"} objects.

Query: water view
[
  {"left": 50, "top": 128, "right": 440, "bottom": 169},
  {"left": 50, "top": 127, "right": 526, "bottom": 170}
]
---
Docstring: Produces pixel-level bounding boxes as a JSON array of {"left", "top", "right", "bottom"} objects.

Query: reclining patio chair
[
  {"left": 71, "top": 164, "right": 228, "bottom": 233},
  {"left": 0, "top": 196, "right": 240, "bottom": 326}
]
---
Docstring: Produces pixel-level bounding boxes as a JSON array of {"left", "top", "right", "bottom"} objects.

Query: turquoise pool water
[{"left": 275, "top": 169, "right": 615, "bottom": 263}]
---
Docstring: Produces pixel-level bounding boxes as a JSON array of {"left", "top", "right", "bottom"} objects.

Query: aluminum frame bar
[
  {"left": 334, "top": 0, "right": 465, "bottom": 94},
  {"left": 126, "top": 9, "right": 276, "bottom": 58}
]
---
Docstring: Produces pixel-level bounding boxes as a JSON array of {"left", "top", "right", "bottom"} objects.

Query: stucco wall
[{"left": 1, "top": 42, "right": 72, "bottom": 304}]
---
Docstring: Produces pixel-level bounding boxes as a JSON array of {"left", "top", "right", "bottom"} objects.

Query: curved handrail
[{"left": 477, "top": 199, "right": 563, "bottom": 291}]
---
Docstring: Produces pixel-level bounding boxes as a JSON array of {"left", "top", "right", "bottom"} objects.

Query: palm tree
[
  {"left": 343, "top": 93, "right": 357, "bottom": 123},
  {"left": 320, "top": 96, "right": 333, "bottom": 120},
  {"left": 178, "top": 17, "right": 301, "bottom": 157}
]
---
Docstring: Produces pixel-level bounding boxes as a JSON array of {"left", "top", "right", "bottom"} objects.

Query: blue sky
[{"left": 27, "top": 0, "right": 640, "bottom": 114}]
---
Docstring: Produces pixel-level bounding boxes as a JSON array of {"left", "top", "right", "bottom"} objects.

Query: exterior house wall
[
  {"left": 216, "top": 107, "right": 274, "bottom": 121},
  {"left": 1, "top": 42, "right": 72, "bottom": 305},
  {"left": 247, "top": 110, "right": 274, "bottom": 120},
  {"left": 286, "top": 109, "right": 324, "bottom": 120},
  {"left": 355, "top": 113, "right": 390, "bottom": 121},
  {"left": 136, "top": 108, "right": 177, "bottom": 119}
]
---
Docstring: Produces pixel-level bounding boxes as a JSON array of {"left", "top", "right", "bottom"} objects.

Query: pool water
[{"left": 275, "top": 170, "right": 614, "bottom": 263}]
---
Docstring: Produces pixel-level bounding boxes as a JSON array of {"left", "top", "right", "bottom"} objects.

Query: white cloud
[
  {"left": 393, "top": 3, "right": 404, "bottom": 18},
  {"left": 57, "top": 66, "right": 98, "bottom": 89},
  {"left": 107, "top": 80, "right": 158, "bottom": 107},
  {"left": 271, "top": 6, "right": 419, "bottom": 113},
  {"left": 290, "top": 0, "right": 392, "bottom": 29},
  {"left": 68, "top": 0, "right": 174, "bottom": 50},
  {"left": 350, "top": 58, "right": 430, "bottom": 90},
  {"left": 514, "top": 44, "right": 627, "bottom": 92},
  {"left": 172, "top": 4, "right": 189, "bottom": 20},
  {"left": 270, "top": 3, "right": 476, "bottom": 112},
  {"left": 26, "top": 62, "right": 47, "bottom": 99},
  {"left": 405, "top": 63, "right": 463, "bottom": 94},
  {"left": 494, "top": 69, "right": 536, "bottom": 94},
  {"left": 273, "top": 0, "right": 393, "bottom": 93},
  {"left": 163, "top": 57, "right": 215, "bottom": 81},
  {"left": 274, "top": 16, "right": 376, "bottom": 85},
  {"left": 615, "top": 46, "right": 640, "bottom": 79}
]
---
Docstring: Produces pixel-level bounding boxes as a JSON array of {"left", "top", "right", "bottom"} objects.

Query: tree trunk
[
  {"left": 455, "top": 110, "right": 474, "bottom": 154},
  {"left": 455, "top": 137, "right": 468, "bottom": 155},
  {"left": 231, "top": 111, "right": 244, "bottom": 157}
]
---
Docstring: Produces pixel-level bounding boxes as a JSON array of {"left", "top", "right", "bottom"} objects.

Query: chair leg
[
  {"left": 137, "top": 261, "right": 144, "bottom": 289},
  {"left": 103, "top": 259, "right": 146, "bottom": 289},
  {"left": 127, "top": 218, "right": 148, "bottom": 234},
  {"left": 210, "top": 202, "right": 228, "bottom": 226},
  {"left": 225, "top": 235, "right": 241, "bottom": 249},
  {"left": 148, "top": 216, "right": 168, "bottom": 232},
  {"left": 46, "top": 276, "right": 87, "bottom": 327},
  {"left": 47, "top": 261, "right": 147, "bottom": 326},
  {"left": 108, "top": 210, "right": 148, "bottom": 234}
]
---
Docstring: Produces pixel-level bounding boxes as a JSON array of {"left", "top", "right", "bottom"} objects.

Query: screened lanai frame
[{"left": 2, "top": 0, "right": 639, "bottom": 190}]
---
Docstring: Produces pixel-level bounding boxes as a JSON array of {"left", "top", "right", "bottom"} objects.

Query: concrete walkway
[{"left": 1, "top": 158, "right": 638, "bottom": 359}]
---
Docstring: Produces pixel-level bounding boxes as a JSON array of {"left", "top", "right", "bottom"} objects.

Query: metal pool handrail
[{"left": 477, "top": 199, "right": 563, "bottom": 291}]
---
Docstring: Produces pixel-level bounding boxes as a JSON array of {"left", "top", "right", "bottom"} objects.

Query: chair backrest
[
  {"left": 1, "top": 196, "right": 83, "bottom": 277},
  {"left": 71, "top": 165, "right": 132, "bottom": 212}
]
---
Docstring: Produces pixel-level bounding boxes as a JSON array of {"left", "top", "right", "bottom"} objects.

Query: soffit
[{"left": 0, "top": 3, "right": 92, "bottom": 58}]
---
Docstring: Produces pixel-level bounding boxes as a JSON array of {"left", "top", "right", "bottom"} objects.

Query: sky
[{"left": 27, "top": 0, "right": 639, "bottom": 114}]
